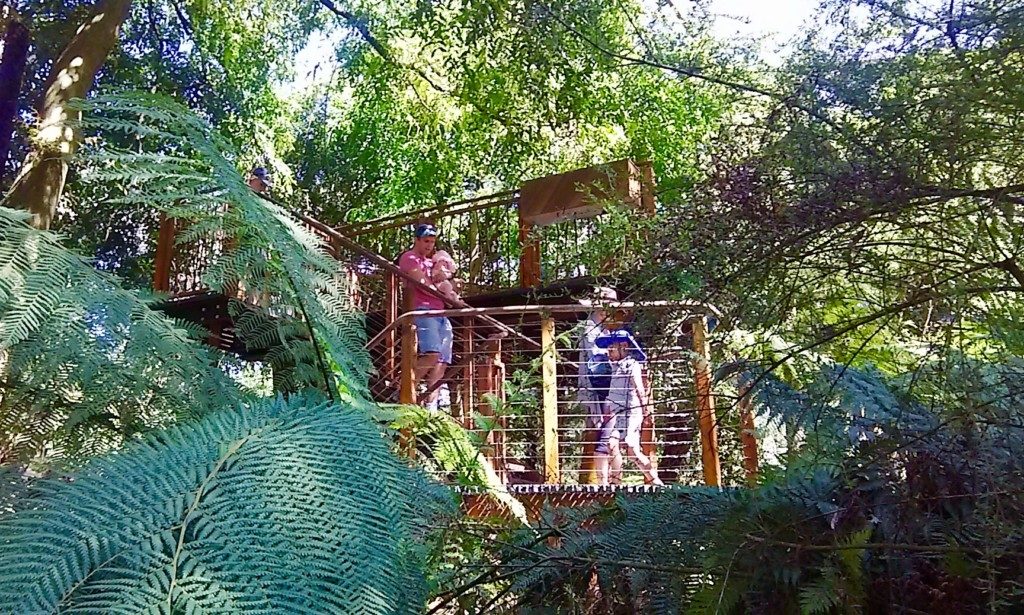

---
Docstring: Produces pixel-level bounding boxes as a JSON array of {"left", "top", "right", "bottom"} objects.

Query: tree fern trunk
[{"left": 1, "top": 0, "right": 132, "bottom": 230}]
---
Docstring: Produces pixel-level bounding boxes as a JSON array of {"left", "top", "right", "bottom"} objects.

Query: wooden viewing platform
[{"left": 151, "top": 159, "right": 761, "bottom": 516}]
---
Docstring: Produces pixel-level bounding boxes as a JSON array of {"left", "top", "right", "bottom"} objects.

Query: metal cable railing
[{"left": 380, "top": 302, "right": 720, "bottom": 487}]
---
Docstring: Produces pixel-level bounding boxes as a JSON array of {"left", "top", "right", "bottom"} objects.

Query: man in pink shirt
[{"left": 398, "top": 223, "right": 453, "bottom": 410}]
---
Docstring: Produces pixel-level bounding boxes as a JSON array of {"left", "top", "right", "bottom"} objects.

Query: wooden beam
[
  {"left": 692, "top": 317, "right": 721, "bottom": 487},
  {"left": 461, "top": 317, "right": 475, "bottom": 428},
  {"left": 385, "top": 271, "right": 398, "bottom": 377},
  {"left": 541, "top": 314, "right": 559, "bottom": 483},
  {"left": 519, "top": 218, "right": 541, "bottom": 287},
  {"left": 399, "top": 290, "right": 417, "bottom": 406},
  {"left": 475, "top": 334, "right": 506, "bottom": 480},
  {"left": 397, "top": 289, "right": 417, "bottom": 460},
  {"left": 639, "top": 160, "right": 656, "bottom": 215}
]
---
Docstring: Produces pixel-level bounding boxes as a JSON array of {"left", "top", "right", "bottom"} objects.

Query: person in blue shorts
[{"left": 398, "top": 223, "right": 454, "bottom": 410}]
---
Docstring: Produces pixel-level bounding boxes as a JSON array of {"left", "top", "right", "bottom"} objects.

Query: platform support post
[
  {"left": 460, "top": 318, "right": 475, "bottom": 428},
  {"left": 399, "top": 295, "right": 418, "bottom": 460},
  {"left": 541, "top": 314, "right": 560, "bottom": 484},
  {"left": 153, "top": 213, "right": 174, "bottom": 292},
  {"left": 384, "top": 271, "right": 398, "bottom": 377},
  {"left": 476, "top": 333, "right": 506, "bottom": 480},
  {"left": 399, "top": 310, "right": 417, "bottom": 406},
  {"left": 519, "top": 217, "right": 541, "bottom": 287},
  {"left": 738, "top": 380, "right": 759, "bottom": 485},
  {"left": 693, "top": 317, "right": 721, "bottom": 487}
]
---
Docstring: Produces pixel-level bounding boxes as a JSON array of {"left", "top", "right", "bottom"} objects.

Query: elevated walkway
[
  {"left": 151, "top": 160, "right": 760, "bottom": 513},
  {"left": 457, "top": 484, "right": 677, "bottom": 522}
]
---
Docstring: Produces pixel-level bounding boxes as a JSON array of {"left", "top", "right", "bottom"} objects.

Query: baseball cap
[
  {"left": 250, "top": 166, "right": 272, "bottom": 187},
  {"left": 578, "top": 286, "right": 618, "bottom": 307},
  {"left": 415, "top": 223, "right": 438, "bottom": 238}
]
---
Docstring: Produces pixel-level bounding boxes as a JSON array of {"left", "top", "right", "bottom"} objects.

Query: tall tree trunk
[
  {"left": 0, "top": 6, "right": 30, "bottom": 184},
  {"left": 1, "top": 0, "right": 132, "bottom": 230}
]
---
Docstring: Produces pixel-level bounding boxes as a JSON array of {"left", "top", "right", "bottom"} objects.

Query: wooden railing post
[
  {"left": 476, "top": 334, "right": 506, "bottom": 480},
  {"left": 738, "top": 380, "right": 759, "bottom": 485},
  {"left": 461, "top": 317, "right": 475, "bottom": 428},
  {"left": 153, "top": 213, "right": 175, "bottom": 292},
  {"left": 693, "top": 317, "right": 721, "bottom": 487},
  {"left": 541, "top": 314, "right": 559, "bottom": 484},
  {"left": 399, "top": 293, "right": 417, "bottom": 406},
  {"left": 385, "top": 272, "right": 398, "bottom": 378},
  {"left": 398, "top": 302, "right": 418, "bottom": 460}
]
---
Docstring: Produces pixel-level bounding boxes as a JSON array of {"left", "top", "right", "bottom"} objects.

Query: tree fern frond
[
  {"left": 798, "top": 569, "right": 841, "bottom": 615},
  {"left": 0, "top": 395, "right": 456, "bottom": 613},
  {"left": 0, "top": 207, "right": 243, "bottom": 463},
  {"left": 381, "top": 403, "right": 528, "bottom": 524},
  {"left": 77, "top": 92, "right": 371, "bottom": 399}
]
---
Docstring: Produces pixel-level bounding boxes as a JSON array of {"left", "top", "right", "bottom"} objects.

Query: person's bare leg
[
  {"left": 580, "top": 425, "right": 600, "bottom": 484},
  {"left": 425, "top": 360, "right": 446, "bottom": 408},
  {"left": 627, "top": 444, "right": 663, "bottom": 485},
  {"left": 595, "top": 454, "right": 610, "bottom": 485},
  {"left": 608, "top": 439, "right": 623, "bottom": 484},
  {"left": 415, "top": 352, "right": 440, "bottom": 406}
]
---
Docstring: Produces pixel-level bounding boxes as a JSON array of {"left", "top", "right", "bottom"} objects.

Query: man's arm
[{"left": 632, "top": 363, "right": 651, "bottom": 415}]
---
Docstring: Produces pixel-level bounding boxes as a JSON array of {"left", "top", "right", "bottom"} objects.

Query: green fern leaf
[{"left": 0, "top": 395, "right": 455, "bottom": 613}]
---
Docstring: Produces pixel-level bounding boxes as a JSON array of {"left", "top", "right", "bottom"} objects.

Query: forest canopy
[{"left": 2, "top": 0, "right": 1024, "bottom": 612}]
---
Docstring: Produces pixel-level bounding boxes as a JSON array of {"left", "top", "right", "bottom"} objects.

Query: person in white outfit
[{"left": 595, "top": 329, "right": 663, "bottom": 486}]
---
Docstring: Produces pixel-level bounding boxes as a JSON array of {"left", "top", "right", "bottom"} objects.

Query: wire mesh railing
[{"left": 153, "top": 207, "right": 726, "bottom": 487}]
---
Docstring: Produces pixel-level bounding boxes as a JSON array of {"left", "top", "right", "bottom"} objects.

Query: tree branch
[
  {"left": 2, "top": 0, "right": 133, "bottom": 229},
  {"left": 314, "top": 0, "right": 520, "bottom": 130},
  {"left": 744, "top": 533, "right": 1024, "bottom": 557},
  {"left": 535, "top": 1, "right": 858, "bottom": 144}
]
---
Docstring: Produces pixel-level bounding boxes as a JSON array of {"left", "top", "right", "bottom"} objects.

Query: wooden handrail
[
  {"left": 386, "top": 301, "right": 723, "bottom": 320},
  {"left": 299, "top": 214, "right": 539, "bottom": 349},
  {"left": 364, "top": 300, "right": 721, "bottom": 351},
  {"left": 339, "top": 190, "right": 519, "bottom": 236}
]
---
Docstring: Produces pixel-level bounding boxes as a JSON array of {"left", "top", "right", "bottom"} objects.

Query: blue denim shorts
[{"left": 414, "top": 311, "right": 453, "bottom": 364}]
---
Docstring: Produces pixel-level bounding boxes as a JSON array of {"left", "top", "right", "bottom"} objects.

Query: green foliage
[
  {"left": 382, "top": 403, "right": 528, "bottom": 524},
  {"left": 288, "top": 0, "right": 726, "bottom": 224},
  {"left": 0, "top": 394, "right": 455, "bottom": 613},
  {"left": 77, "top": 91, "right": 371, "bottom": 398},
  {"left": 0, "top": 206, "right": 241, "bottom": 462},
  {"left": 0, "top": 88, "right": 380, "bottom": 462},
  {"left": 499, "top": 358, "right": 1024, "bottom": 612}
]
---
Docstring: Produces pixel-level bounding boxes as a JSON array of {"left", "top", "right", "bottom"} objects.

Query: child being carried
[{"left": 431, "top": 250, "right": 463, "bottom": 303}]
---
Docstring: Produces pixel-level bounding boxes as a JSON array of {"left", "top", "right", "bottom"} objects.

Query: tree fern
[
  {"left": 798, "top": 568, "right": 841, "bottom": 615},
  {"left": 382, "top": 403, "right": 528, "bottom": 523},
  {"left": 1, "top": 90, "right": 379, "bottom": 461},
  {"left": 76, "top": 92, "right": 370, "bottom": 398},
  {"left": 0, "top": 394, "right": 455, "bottom": 613},
  {"left": 0, "top": 207, "right": 241, "bottom": 462}
]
